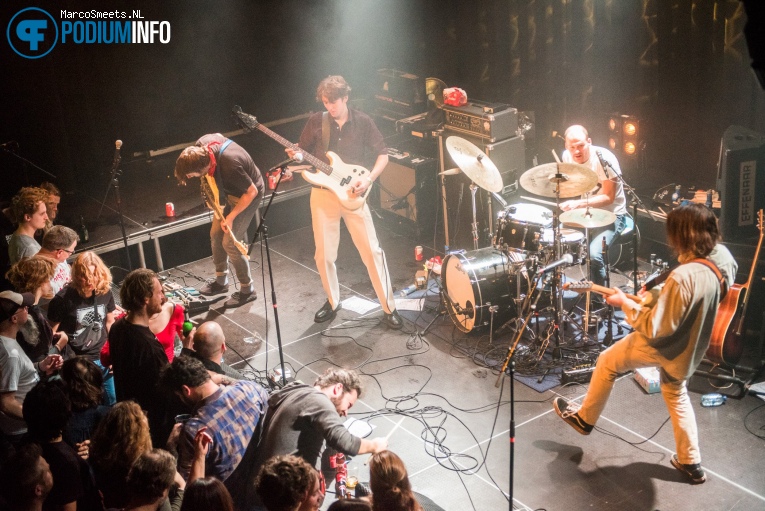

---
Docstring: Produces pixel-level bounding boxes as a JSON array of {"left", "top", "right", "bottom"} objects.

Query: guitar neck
[
  {"left": 737, "top": 209, "right": 765, "bottom": 334},
  {"left": 253, "top": 124, "right": 332, "bottom": 176}
]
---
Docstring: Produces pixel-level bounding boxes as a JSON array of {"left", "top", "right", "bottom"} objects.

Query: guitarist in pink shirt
[{"left": 286, "top": 75, "right": 402, "bottom": 329}]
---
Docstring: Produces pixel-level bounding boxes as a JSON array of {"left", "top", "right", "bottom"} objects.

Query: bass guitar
[
  {"left": 563, "top": 281, "right": 643, "bottom": 304},
  {"left": 200, "top": 175, "right": 248, "bottom": 256},
  {"left": 707, "top": 209, "right": 764, "bottom": 367},
  {"left": 234, "top": 107, "right": 371, "bottom": 210}
]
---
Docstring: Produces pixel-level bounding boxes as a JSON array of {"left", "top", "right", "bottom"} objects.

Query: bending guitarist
[
  {"left": 175, "top": 134, "right": 264, "bottom": 308},
  {"left": 553, "top": 204, "right": 737, "bottom": 484},
  {"left": 286, "top": 75, "right": 402, "bottom": 328}
]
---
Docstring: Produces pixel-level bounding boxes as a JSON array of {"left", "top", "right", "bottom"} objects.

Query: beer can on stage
[
  {"left": 268, "top": 173, "right": 278, "bottom": 189},
  {"left": 165, "top": 202, "right": 175, "bottom": 217},
  {"left": 415, "top": 245, "right": 423, "bottom": 261}
]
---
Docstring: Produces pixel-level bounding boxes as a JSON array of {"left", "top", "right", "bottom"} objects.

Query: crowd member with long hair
[
  {"left": 60, "top": 356, "right": 111, "bottom": 447},
  {"left": 369, "top": 450, "right": 422, "bottom": 511},
  {"left": 49, "top": 250, "right": 117, "bottom": 403},
  {"left": 90, "top": 401, "right": 153, "bottom": 508},
  {"left": 179, "top": 477, "right": 235, "bottom": 511},
  {"left": 6, "top": 256, "right": 68, "bottom": 362}
]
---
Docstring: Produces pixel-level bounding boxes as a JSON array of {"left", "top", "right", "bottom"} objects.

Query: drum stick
[
  {"left": 551, "top": 149, "right": 562, "bottom": 163},
  {"left": 520, "top": 195, "right": 559, "bottom": 208},
  {"left": 364, "top": 417, "right": 405, "bottom": 465}
]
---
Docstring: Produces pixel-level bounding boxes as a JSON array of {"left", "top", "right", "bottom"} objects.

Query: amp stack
[{"left": 439, "top": 99, "right": 526, "bottom": 250}]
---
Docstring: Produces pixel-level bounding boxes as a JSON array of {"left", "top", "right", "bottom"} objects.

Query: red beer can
[
  {"left": 165, "top": 202, "right": 175, "bottom": 217},
  {"left": 415, "top": 245, "right": 423, "bottom": 261},
  {"left": 268, "top": 173, "right": 278, "bottom": 190}
]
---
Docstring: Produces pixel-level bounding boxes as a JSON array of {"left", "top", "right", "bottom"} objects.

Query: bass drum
[{"left": 442, "top": 247, "right": 522, "bottom": 333}]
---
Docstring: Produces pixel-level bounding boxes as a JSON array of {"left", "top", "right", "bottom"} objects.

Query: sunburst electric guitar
[
  {"left": 200, "top": 175, "right": 248, "bottom": 256},
  {"left": 234, "top": 108, "right": 371, "bottom": 210}
]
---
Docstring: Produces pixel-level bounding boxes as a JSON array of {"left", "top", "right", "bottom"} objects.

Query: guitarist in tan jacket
[
  {"left": 175, "top": 134, "right": 264, "bottom": 308},
  {"left": 554, "top": 204, "right": 737, "bottom": 484}
]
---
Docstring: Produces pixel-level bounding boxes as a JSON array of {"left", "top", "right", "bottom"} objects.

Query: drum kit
[{"left": 439, "top": 136, "right": 616, "bottom": 341}]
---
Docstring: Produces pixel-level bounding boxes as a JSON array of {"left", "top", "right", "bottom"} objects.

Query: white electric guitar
[{"left": 234, "top": 107, "right": 371, "bottom": 210}]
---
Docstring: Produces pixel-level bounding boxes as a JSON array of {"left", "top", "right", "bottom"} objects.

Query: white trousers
[
  {"left": 578, "top": 332, "right": 701, "bottom": 464},
  {"left": 310, "top": 188, "right": 396, "bottom": 314}
]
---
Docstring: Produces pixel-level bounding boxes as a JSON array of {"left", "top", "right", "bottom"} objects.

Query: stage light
[
  {"left": 609, "top": 138, "right": 617, "bottom": 150},
  {"left": 608, "top": 117, "right": 618, "bottom": 132},
  {"left": 623, "top": 122, "right": 637, "bottom": 137},
  {"left": 624, "top": 141, "right": 637, "bottom": 155}
]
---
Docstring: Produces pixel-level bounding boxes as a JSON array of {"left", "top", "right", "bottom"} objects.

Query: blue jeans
[
  {"left": 94, "top": 359, "right": 116, "bottom": 405},
  {"left": 588, "top": 214, "right": 627, "bottom": 289}
]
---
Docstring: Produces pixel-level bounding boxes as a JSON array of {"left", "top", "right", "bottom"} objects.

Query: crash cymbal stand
[{"left": 470, "top": 182, "right": 480, "bottom": 250}]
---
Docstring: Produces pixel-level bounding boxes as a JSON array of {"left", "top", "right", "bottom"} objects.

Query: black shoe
[
  {"left": 383, "top": 310, "right": 403, "bottom": 330},
  {"left": 553, "top": 397, "right": 593, "bottom": 435},
  {"left": 670, "top": 454, "right": 706, "bottom": 484},
  {"left": 200, "top": 278, "right": 229, "bottom": 296},
  {"left": 314, "top": 300, "right": 341, "bottom": 323},
  {"left": 224, "top": 290, "right": 257, "bottom": 308}
]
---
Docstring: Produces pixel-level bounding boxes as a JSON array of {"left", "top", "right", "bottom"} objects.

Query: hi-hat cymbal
[
  {"left": 519, "top": 162, "right": 598, "bottom": 198},
  {"left": 445, "top": 136, "right": 503, "bottom": 192},
  {"left": 559, "top": 208, "right": 617, "bottom": 229}
]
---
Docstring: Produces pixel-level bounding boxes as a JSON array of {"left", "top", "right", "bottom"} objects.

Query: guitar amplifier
[
  {"left": 377, "top": 148, "right": 438, "bottom": 240},
  {"left": 443, "top": 100, "right": 519, "bottom": 143},
  {"left": 374, "top": 69, "right": 426, "bottom": 119}
]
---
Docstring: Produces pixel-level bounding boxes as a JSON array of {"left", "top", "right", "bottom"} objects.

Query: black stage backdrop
[{"left": 2, "top": 0, "right": 764, "bottom": 198}]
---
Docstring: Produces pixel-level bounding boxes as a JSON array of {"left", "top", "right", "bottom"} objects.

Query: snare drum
[
  {"left": 442, "top": 248, "right": 523, "bottom": 333},
  {"left": 540, "top": 228, "right": 586, "bottom": 264}
]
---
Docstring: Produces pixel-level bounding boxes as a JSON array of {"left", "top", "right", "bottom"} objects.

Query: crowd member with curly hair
[
  {"left": 49, "top": 251, "right": 117, "bottom": 403},
  {"left": 255, "top": 455, "right": 322, "bottom": 511},
  {"left": 6, "top": 256, "right": 68, "bottom": 362},
  {"left": 369, "top": 450, "right": 422, "bottom": 511},
  {"left": 180, "top": 477, "right": 235, "bottom": 511},
  {"left": 90, "top": 401, "right": 154, "bottom": 508},
  {"left": 8, "top": 187, "right": 48, "bottom": 264},
  {"left": 60, "top": 356, "right": 111, "bottom": 447},
  {"left": 22, "top": 379, "right": 101, "bottom": 510}
]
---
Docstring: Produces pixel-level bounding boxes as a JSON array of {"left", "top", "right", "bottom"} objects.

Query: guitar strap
[
  {"left": 321, "top": 112, "right": 330, "bottom": 153},
  {"left": 689, "top": 258, "right": 728, "bottom": 299}
]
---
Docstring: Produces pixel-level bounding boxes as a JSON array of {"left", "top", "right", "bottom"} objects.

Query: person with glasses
[{"left": 34, "top": 225, "right": 79, "bottom": 300}]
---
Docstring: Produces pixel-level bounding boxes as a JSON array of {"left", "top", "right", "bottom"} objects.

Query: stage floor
[{"left": 155, "top": 220, "right": 765, "bottom": 511}]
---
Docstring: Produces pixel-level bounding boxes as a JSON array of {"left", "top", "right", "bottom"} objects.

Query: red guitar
[{"left": 707, "top": 209, "right": 764, "bottom": 367}]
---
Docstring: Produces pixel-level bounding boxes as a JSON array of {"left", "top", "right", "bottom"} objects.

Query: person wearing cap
[{"left": 0, "top": 291, "right": 63, "bottom": 443}]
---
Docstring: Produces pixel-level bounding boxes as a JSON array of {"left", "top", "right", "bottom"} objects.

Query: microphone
[
  {"left": 595, "top": 150, "right": 611, "bottom": 178},
  {"left": 269, "top": 153, "right": 303, "bottom": 172},
  {"left": 112, "top": 140, "right": 122, "bottom": 171},
  {"left": 538, "top": 253, "right": 573, "bottom": 273}
]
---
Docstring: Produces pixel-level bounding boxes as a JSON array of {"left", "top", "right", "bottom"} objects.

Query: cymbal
[
  {"left": 559, "top": 208, "right": 617, "bottom": 229},
  {"left": 519, "top": 162, "right": 598, "bottom": 198},
  {"left": 425, "top": 77, "right": 447, "bottom": 110},
  {"left": 445, "top": 136, "right": 503, "bottom": 192}
]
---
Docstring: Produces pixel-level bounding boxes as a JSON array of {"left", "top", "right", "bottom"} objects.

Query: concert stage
[{"left": 47, "top": 118, "right": 763, "bottom": 511}]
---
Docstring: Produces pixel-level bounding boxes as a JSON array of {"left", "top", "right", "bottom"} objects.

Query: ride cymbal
[{"left": 519, "top": 162, "right": 598, "bottom": 198}]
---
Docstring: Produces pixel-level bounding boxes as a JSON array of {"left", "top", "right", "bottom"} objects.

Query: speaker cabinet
[
  {"left": 377, "top": 150, "right": 438, "bottom": 240},
  {"left": 717, "top": 125, "right": 765, "bottom": 241},
  {"left": 440, "top": 134, "right": 525, "bottom": 249}
]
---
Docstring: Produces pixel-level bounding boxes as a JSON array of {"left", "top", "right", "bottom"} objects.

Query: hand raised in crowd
[
  {"left": 182, "top": 326, "right": 196, "bottom": 350},
  {"left": 40, "top": 354, "right": 63, "bottom": 375},
  {"left": 75, "top": 439, "right": 90, "bottom": 460}
]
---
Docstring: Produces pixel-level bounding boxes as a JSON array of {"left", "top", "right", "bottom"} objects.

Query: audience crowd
[{"left": 0, "top": 184, "right": 420, "bottom": 511}]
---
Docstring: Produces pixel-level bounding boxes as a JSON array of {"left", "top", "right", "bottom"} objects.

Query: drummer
[{"left": 559, "top": 125, "right": 628, "bottom": 302}]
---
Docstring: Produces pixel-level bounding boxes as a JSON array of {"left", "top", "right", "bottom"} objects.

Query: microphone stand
[
  {"left": 100, "top": 149, "right": 132, "bottom": 270},
  {"left": 601, "top": 236, "right": 614, "bottom": 346},
  {"left": 601, "top": 160, "right": 657, "bottom": 293},
  {"left": 254, "top": 163, "right": 290, "bottom": 387},
  {"left": 0, "top": 144, "right": 58, "bottom": 181}
]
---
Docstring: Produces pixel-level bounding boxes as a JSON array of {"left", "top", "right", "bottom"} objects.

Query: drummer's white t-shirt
[{"left": 561, "top": 145, "right": 627, "bottom": 216}]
